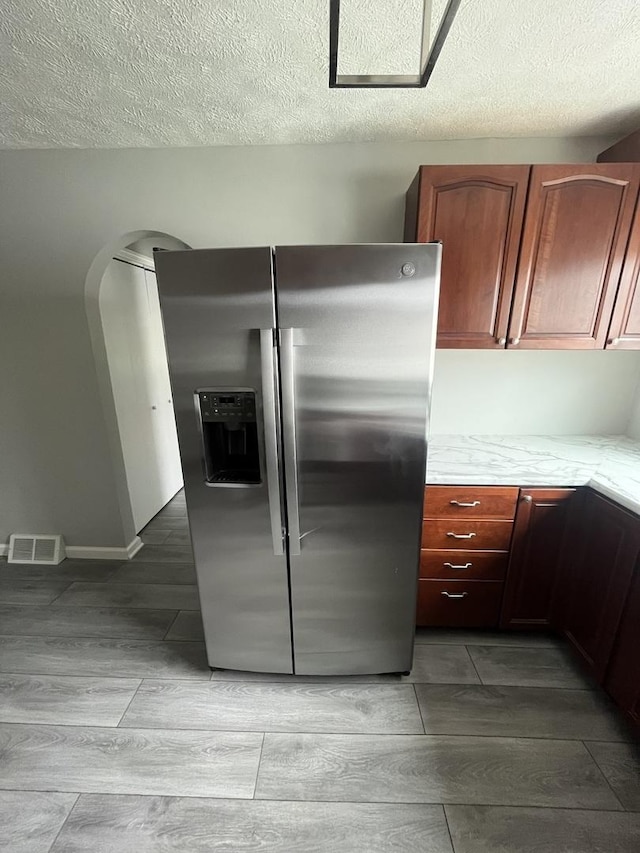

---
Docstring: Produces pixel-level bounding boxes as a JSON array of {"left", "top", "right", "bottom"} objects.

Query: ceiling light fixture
[{"left": 329, "top": 0, "right": 462, "bottom": 88}]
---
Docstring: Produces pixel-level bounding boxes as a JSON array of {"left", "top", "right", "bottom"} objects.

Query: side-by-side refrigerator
[{"left": 154, "top": 244, "right": 441, "bottom": 675}]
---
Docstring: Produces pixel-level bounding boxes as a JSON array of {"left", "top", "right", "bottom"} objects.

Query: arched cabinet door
[
  {"left": 508, "top": 165, "right": 640, "bottom": 349},
  {"left": 606, "top": 200, "right": 640, "bottom": 349},
  {"left": 406, "top": 165, "right": 530, "bottom": 349}
]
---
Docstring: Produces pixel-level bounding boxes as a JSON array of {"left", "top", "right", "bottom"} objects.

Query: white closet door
[
  {"left": 143, "top": 268, "right": 183, "bottom": 503},
  {"left": 100, "top": 261, "right": 183, "bottom": 533}
]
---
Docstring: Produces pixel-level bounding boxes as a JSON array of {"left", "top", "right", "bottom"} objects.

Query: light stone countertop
[{"left": 426, "top": 434, "right": 640, "bottom": 516}]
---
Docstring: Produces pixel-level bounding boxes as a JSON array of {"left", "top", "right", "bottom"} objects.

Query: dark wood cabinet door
[
  {"left": 509, "top": 165, "right": 640, "bottom": 349},
  {"left": 406, "top": 165, "right": 530, "bottom": 348},
  {"left": 606, "top": 201, "right": 640, "bottom": 349},
  {"left": 500, "top": 488, "right": 576, "bottom": 629},
  {"left": 605, "top": 569, "right": 640, "bottom": 727},
  {"left": 560, "top": 491, "right": 640, "bottom": 682}
]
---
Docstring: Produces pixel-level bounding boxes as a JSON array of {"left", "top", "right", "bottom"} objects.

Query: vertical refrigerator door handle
[
  {"left": 280, "top": 328, "right": 301, "bottom": 556},
  {"left": 260, "top": 329, "right": 284, "bottom": 556}
]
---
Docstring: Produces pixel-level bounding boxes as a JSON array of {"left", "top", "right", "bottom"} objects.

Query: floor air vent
[{"left": 8, "top": 534, "right": 65, "bottom": 565}]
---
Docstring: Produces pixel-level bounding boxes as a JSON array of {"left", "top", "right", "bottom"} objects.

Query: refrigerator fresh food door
[
  {"left": 275, "top": 244, "right": 440, "bottom": 674},
  {"left": 154, "top": 248, "right": 293, "bottom": 674}
]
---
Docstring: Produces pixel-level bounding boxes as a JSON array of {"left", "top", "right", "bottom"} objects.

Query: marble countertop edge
[{"left": 425, "top": 434, "right": 640, "bottom": 516}]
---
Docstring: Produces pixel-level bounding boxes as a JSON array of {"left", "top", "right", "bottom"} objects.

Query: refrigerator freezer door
[
  {"left": 276, "top": 244, "right": 440, "bottom": 674},
  {"left": 154, "top": 248, "right": 293, "bottom": 674}
]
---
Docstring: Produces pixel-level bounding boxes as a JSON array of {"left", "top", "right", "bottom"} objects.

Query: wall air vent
[{"left": 8, "top": 534, "right": 65, "bottom": 565}]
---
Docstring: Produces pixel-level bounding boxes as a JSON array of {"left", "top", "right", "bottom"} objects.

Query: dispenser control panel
[{"left": 198, "top": 390, "right": 256, "bottom": 423}]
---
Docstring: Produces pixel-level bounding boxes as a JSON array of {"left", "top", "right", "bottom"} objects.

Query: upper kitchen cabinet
[
  {"left": 508, "top": 164, "right": 640, "bottom": 349},
  {"left": 404, "top": 165, "right": 530, "bottom": 348},
  {"left": 598, "top": 128, "right": 640, "bottom": 163},
  {"left": 606, "top": 199, "right": 640, "bottom": 349},
  {"left": 406, "top": 163, "right": 640, "bottom": 350}
]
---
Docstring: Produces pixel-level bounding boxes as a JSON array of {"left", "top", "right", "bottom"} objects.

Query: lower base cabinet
[
  {"left": 419, "top": 483, "right": 640, "bottom": 728},
  {"left": 556, "top": 490, "right": 640, "bottom": 683},
  {"left": 418, "top": 486, "right": 518, "bottom": 628},
  {"left": 500, "top": 488, "right": 577, "bottom": 629},
  {"left": 418, "top": 486, "right": 575, "bottom": 629},
  {"left": 605, "top": 570, "right": 640, "bottom": 726}
]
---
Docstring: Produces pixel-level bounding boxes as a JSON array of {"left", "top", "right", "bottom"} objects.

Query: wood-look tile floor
[{"left": 1, "top": 490, "right": 639, "bottom": 852}]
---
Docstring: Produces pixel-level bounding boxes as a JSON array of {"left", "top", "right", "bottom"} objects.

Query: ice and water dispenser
[{"left": 196, "top": 390, "right": 261, "bottom": 485}]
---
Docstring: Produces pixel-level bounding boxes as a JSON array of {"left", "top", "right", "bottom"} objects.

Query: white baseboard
[
  {"left": 1, "top": 537, "right": 143, "bottom": 562},
  {"left": 64, "top": 536, "right": 144, "bottom": 561}
]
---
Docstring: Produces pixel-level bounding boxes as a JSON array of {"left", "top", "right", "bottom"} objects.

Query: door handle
[
  {"left": 441, "top": 591, "right": 468, "bottom": 599},
  {"left": 443, "top": 562, "right": 472, "bottom": 570},
  {"left": 260, "top": 329, "right": 284, "bottom": 556},
  {"left": 446, "top": 532, "right": 476, "bottom": 539},
  {"left": 280, "top": 328, "right": 301, "bottom": 556}
]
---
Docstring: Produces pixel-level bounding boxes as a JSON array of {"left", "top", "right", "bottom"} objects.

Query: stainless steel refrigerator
[{"left": 154, "top": 244, "right": 441, "bottom": 676}]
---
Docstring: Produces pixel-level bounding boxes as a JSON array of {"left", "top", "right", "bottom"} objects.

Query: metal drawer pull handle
[
  {"left": 441, "top": 592, "right": 468, "bottom": 599},
  {"left": 443, "top": 562, "right": 472, "bottom": 570},
  {"left": 449, "top": 500, "right": 480, "bottom": 507},
  {"left": 446, "top": 532, "right": 476, "bottom": 539}
]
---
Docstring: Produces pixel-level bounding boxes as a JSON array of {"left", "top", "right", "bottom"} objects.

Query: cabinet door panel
[
  {"left": 560, "top": 491, "right": 640, "bottom": 681},
  {"left": 412, "top": 165, "right": 530, "bottom": 348},
  {"left": 501, "top": 489, "right": 575, "bottom": 629},
  {"left": 510, "top": 165, "right": 640, "bottom": 349},
  {"left": 607, "top": 201, "right": 640, "bottom": 349},
  {"left": 605, "top": 570, "right": 640, "bottom": 726}
]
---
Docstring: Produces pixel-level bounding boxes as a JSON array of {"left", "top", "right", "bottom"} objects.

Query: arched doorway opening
[{"left": 85, "top": 230, "right": 190, "bottom": 552}]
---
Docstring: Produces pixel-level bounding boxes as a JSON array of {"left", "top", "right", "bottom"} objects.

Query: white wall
[
  {"left": 431, "top": 349, "right": 640, "bottom": 435},
  {"left": 626, "top": 375, "right": 640, "bottom": 440},
  {"left": 0, "top": 135, "right": 615, "bottom": 548}
]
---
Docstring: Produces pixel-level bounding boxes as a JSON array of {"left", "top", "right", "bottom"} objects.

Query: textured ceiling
[{"left": 1, "top": 0, "right": 639, "bottom": 148}]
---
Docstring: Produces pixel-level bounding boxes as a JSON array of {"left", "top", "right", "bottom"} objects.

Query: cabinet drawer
[
  {"left": 417, "top": 580, "right": 504, "bottom": 627},
  {"left": 420, "top": 549, "right": 508, "bottom": 581},
  {"left": 424, "top": 486, "right": 519, "bottom": 520},
  {"left": 422, "top": 519, "right": 513, "bottom": 551}
]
